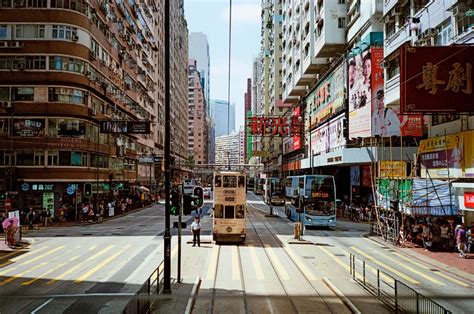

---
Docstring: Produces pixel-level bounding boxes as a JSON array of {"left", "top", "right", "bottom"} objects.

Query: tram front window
[
  {"left": 236, "top": 205, "right": 245, "bottom": 219},
  {"left": 238, "top": 176, "right": 245, "bottom": 188},
  {"left": 214, "top": 204, "right": 223, "bottom": 218},
  {"left": 223, "top": 176, "right": 237, "bottom": 187},
  {"left": 224, "top": 205, "right": 234, "bottom": 219}
]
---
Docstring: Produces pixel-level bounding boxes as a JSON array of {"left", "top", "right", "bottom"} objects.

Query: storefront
[{"left": 453, "top": 182, "right": 474, "bottom": 226}]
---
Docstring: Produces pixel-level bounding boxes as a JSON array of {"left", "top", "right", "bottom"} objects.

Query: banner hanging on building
[
  {"left": 419, "top": 132, "right": 464, "bottom": 178},
  {"left": 400, "top": 45, "right": 474, "bottom": 113},
  {"left": 100, "top": 121, "right": 151, "bottom": 134},
  {"left": 12, "top": 119, "right": 46, "bottom": 137},
  {"left": 309, "top": 113, "right": 346, "bottom": 156}
]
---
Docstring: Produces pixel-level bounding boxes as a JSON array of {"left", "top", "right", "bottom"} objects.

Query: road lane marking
[
  {"left": 0, "top": 267, "right": 17, "bottom": 277},
  {"left": 20, "top": 246, "right": 65, "bottom": 267},
  {"left": 89, "top": 245, "right": 98, "bottom": 251},
  {"left": 231, "top": 246, "right": 240, "bottom": 280},
  {"left": 391, "top": 252, "right": 470, "bottom": 288},
  {"left": 74, "top": 245, "right": 130, "bottom": 283},
  {"left": 69, "top": 255, "right": 80, "bottom": 262},
  {"left": 351, "top": 247, "right": 420, "bottom": 285},
  {"left": 12, "top": 246, "right": 49, "bottom": 261},
  {"left": 31, "top": 298, "right": 54, "bottom": 314},
  {"left": 206, "top": 245, "right": 219, "bottom": 280},
  {"left": 248, "top": 245, "right": 264, "bottom": 280},
  {"left": 283, "top": 246, "right": 316, "bottom": 281},
  {"left": 0, "top": 262, "right": 47, "bottom": 286},
  {"left": 317, "top": 246, "right": 350, "bottom": 272},
  {"left": 46, "top": 263, "right": 83, "bottom": 285},
  {"left": 85, "top": 245, "right": 114, "bottom": 262},
  {"left": 380, "top": 253, "right": 445, "bottom": 286},
  {"left": 21, "top": 263, "right": 67, "bottom": 286},
  {"left": 264, "top": 244, "right": 289, "bottom": 280},
  {"left": 0, "top": 251, "right": 21, "bottom": 262}
]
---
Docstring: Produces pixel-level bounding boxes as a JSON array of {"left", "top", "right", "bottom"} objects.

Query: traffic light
[
  {"left": 171, "top": 189, "right": 179, "bottom": 216},
  {"left": 183, "top": 194, "right": 198, "bottom": 215},
  {"left": 83, "top": 182, "right": 92, "bottom": 198},
  {"left": 193, "top": 186, "right": 204, "bottom": 208}
]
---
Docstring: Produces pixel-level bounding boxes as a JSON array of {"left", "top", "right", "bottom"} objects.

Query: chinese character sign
[
  {"left": 400, "top": 45, "right": 474, "bottom": 113},
  {"left": 247, "top": 116, "right": 303, "bottom": 138}
]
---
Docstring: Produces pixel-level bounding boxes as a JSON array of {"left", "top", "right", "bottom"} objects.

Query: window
[
  {"left": 16, "top": 150, "right": 34, "bottom": 166},
  {"left": 15, "top": 24, "right": 45, "bottom": 38},
  {"left": 435, "top": 19, "right": 452, "bottom": 46},
  {"left": 432, "top": 114, "right": 460, "bottom": 126},
  {"left": 0, "top": 150, "right": 14, "bottom": 166},
  {"left": 27, "top": 0, "right": 47, "bottom": 7},
  {"left": 11, "top": 87, "right": 34, "bottom": 101},
  {"left": 0, "top": 25, "right": 7, "bottom": 39},
  {"left": 0, "top": 87, "right": 9, "bottom": 101},
  {"left": 58, "top": 151, "right": 71, "bottom": 166},
  {"left": 71, "top": 151, "right": 87, "bottom": 166},
  {"left": 48, "top": 150, "right": 59, "bottom": 166},
  {"left": 48, "top": 87, "right": 85, "bottom": 104},
  {"left": 91, "top": 154, "right": 108, "bottom": 168},
  {"left": 338, "top": 17, "right": 346, "bottom": 28},
  {"left": 52, "top": 25, "right": 76, "bottom": 40},
  {"left": 0, "top": 1, "right": 12, "bottom": 8},
  {"left": 48, "top": 118, "right": 86, "bottom": 138},
  {"left": 49, "top": 56, "right": 85, "bottom": 74},
  {"left": 0, "top": 56, "right": 46, "bottom": 70},
  {"left": 50, "top": 0, "right": 89, "bottom": 14},
  {"left": 34, "top": 150, "right": 44, "bottom": 166}
]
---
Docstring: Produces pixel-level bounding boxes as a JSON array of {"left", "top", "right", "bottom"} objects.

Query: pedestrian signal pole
[{"left": 178, "top": 184, "right": 183, "bottom": 283}]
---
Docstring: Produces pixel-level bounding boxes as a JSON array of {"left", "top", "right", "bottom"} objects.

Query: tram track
[{"left": 245, "top": 202, "right": 352, "bottom": 314}]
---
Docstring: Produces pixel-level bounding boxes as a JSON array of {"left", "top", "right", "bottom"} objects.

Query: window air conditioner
[
  {"left": 72, "top": 35, "right": 79, "bottom": 41},
  {"left": 0, "top": 101, "right": 12, "bottom": 108}
]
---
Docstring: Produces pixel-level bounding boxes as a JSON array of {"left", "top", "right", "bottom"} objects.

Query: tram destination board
[
  {"left": 99, "top": 121, "right": 151, "bottom": 134},
  {"left": 225, "top": 197, "right": 235, "bottom": 202}
]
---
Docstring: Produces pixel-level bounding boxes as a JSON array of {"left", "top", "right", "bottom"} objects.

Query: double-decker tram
[
  {"left": 254, "top": 178, "right": 265, "bottom": 195},
  {"left": 212, "top": 171, "right": 247, "bottom": 243},
  {"left": 285, "top": 175, "right": 336, "bottom": 228}
]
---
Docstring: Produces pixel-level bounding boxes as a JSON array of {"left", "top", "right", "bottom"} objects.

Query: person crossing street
[{"left": 191, "top": 217, "right": 201, "bottom": 247}]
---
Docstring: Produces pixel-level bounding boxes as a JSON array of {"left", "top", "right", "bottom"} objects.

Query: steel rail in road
[{"left": 245, "top": 202, "right": 352, "bottom": 313}]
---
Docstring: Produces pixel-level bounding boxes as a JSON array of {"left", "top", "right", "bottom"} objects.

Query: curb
[
  {"left": 185, "top": 276, "right": 201, "bottom": 314},
  {"left": 322, "top": 277, "right": 361, "bottom": 314},
  {"left": 72, "top": 203, "right": 157, "bottom": 226}
]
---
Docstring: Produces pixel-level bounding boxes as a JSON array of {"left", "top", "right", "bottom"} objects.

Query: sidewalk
[{"left": 368, "top": 234, "right": 474, "bottom": 281}]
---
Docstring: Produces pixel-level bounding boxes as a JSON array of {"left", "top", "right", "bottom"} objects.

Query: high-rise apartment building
[
  {"left": 210, "top": 99, "right": 235, "bottom": 137},
  {"left": 188, "top": 59, "right": 208, "bottom": 165},
  {"left": 0, "top": 1, "right": 188, "bottom": 214},
  {"left": 244, "top": 78, "right": 251, "bottom": 162},
  {"left": 215, "top": 132, "right": 242, "bottom": 166},
  {"left": 188, "top": 32, "right": 210, "bottom": 113}
]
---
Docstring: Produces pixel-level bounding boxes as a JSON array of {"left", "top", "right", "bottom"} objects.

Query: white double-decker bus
[{"left": 212, "top": 171, "right": 247, "bottom": 243}]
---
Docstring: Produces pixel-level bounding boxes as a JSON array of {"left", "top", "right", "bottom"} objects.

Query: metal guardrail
[
  {"left": 123, "top": 261, "right": 165, "bottom": 314},
  {"left": 349, "top": 253, "right": 451, "bottom": 314},
  {"left": 369, "top": 220, "right": 399, "bottom": 244}
]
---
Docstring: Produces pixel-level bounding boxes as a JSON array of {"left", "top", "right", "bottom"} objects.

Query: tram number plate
[
  {"left": 224, "top": 190, "right": 236, "bottom": 195},
  {"left": 225, "top": 197, "right": 235, "bottom": 202}
]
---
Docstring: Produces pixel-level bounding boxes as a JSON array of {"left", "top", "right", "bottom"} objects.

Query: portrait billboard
[
  {"left": 419, "top": 133, "right": 464, "bottom": 178},
  {"left": 306, "top": 62, "right": 345, "bottom": 128},
  {"left": 309, "top": 114, "right": 346, "bottom": 156},
  {"left": 400, "top": 45, "right": 474, "bottom": 113},
  {"left": 348, "top": 48, "right": 372, "bottom": 138},
  {"left": 12, "top": 119, "right": 45, "bottom": 137}
]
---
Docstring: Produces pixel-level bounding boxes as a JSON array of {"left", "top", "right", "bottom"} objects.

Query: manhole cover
[
  {"left": 335, "top": 254, "right": 346, "bottom": 257},
  {"left": 429, "top": 269, "right": 440, "bottom": 272},
  {"left": 303, "top": 256, "right": 315, "bottom": 259}
]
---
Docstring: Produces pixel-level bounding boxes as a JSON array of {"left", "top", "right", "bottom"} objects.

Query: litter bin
[{"left": 294, "top": 222, "right": 301, "bottom": 239}]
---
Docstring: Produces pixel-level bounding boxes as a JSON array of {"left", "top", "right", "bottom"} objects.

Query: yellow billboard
[
  {"left": 379, "top": 161, "right": 407, "bottom": 178},
  {"left": 464, "top": 130, "right": 474, "bottom": 178}
]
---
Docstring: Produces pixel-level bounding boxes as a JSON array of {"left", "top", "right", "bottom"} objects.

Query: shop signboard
[
  {"left": 419, "top": 133, "right": 464, "bottom": 178},
  {"left": 465, "top": 192, "right": 474, "bottom": 208},
  {"left": 99, "top": 121, "right": 151, "bottom": 134},
  {"left": 138, "top": 156, "right": 154, "bottom": 163},
  {"left": 362, "top": 165, "right": 372, "bottom": 187},
  {"left": 12, "top": 119, "right": 45, "bottom": 137},
  {"left": 42, "top": 192, "right": 55, "bottom": 217},
  {"left": 31, "top": 183, "right": 55, "bottom": 191},
  {"left": 252, "top": 151, "right": 272, "bottom": 158},
  {"left": 379, "top": 160, "right": 407, "bottom": 178},
  {"left": 464, "top": 130, "right": 474, "bottom": 177},
  {"left": 350, "top": 166, "right": 360, "bottom": 186},
  {"left": 306, "top": 62, "right": 345, "bottom": 128},
  {"left": 400, "top": 45, "right": 474, "bottom": 113},
  {"left": 309, "top": 114, "right": 346, "bottom": 156}
]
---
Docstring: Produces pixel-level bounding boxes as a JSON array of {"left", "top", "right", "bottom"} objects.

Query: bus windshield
[
  {"left": 271, "top": 178, "right": 285, "bottom": 196},
  {"left": 304, "top": 177, "right": 335, "bottom": 216}
]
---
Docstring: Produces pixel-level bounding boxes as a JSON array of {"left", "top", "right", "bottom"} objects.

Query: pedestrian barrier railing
[
  {"left": 370, "top": 220, "right": 399, "bottom": 244},
  {"left": 349, "top": 253, "right": 451, "bottom": 314},
  {"left": 123, "top": 260, "right": 165, "bottom": 314}
]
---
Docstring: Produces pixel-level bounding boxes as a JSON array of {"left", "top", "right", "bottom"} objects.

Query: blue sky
[{"left": 184, "top": 0, "right": 261, "bottom": 131}]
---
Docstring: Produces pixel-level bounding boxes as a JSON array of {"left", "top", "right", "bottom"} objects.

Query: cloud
[{"left": 220, "top": 3, "right": 261, "bottom": 25}]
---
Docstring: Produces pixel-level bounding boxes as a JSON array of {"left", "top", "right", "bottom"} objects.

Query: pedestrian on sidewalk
[
  {"left": 456, "top": 224, "right": 467, "bottom": 258},
  {"left": 41, "top": 207, "right": 48, "bottom": 227},
  {"left": 440, "top": 223, "right": 450, "bottom": 250},
  {"left": 191, "top": 217, "right": 201, "bottom": 247},
  {"left": 467, "top": 226, "right": 473, "bottom": 254},
  {"left": 422, "top": 223, "right": 433, "bottom": 250},
  {"left": 27, "top": 208, "right": 35, "bottom": 230}
]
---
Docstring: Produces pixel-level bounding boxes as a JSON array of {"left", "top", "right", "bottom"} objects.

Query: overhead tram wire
[{"left": 227, "top": 0, "right": 232, "bottom": 170}]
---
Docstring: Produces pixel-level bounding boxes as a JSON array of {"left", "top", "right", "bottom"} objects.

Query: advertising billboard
[
  {"left": 420, "top": 133, "right": 464, "bottom": 178},
  {"left": 348, "top": 48, "right": 372, "bottom": 138},
  {"left": 293, "top": 107, "right": 301, "bottom": 150},
  {"left": 306, "top": 62, "right": 345, "bottom": 129},
  {"left": 379, "top": 160, "right": 407, "bottom": 178},
  {"left": 12, "top": 119, "right": 46, "bottom": 137},
  {"left": 100, "top": 121, "right": 151, "bottom": 134},
  {"left": 463, "top": 130, "right": 474, "bottom": 177},
  {"left": 400, "top": 45, "right": 474, "bottom": 113},
  {"left": 309, "top": 114, "right": 346, "bottom": 156}
]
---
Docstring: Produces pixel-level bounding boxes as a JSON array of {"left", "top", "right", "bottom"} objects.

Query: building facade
[
  {"left": 188, "top": 59, "right": 209, "bottom": 165},
  {"left": 210, "top": 99, "right": 235, "bottom": 137},
  {"left": 215, "top": 132, "right": 243, "bottom": 166},
  {"left": 0, "top": 1, "right": 188, "bottom": 215}
]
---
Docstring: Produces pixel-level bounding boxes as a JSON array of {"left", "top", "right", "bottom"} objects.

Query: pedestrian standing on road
[
  {"left": 41, "top": 207, "right": 48, "bottom": 227},
  {"left": 191, "top": 217, "right": 201, "bottom": 247},
  {"left": 467, "top": 226, "right": 473, "bottom": 254},
  {"left": 456, "top": 224, "right": 467, "bottom": 258},
  {"left": 440, "top": 223, "right": 450, "bottom": 250},
  {"left": 27, "top": 207, "right": 35, "bottom": 230},
  {"left": 82, "top": 203, "right": 89, "bottom": 222},
  {"left": 421, "top": 223, "right": 432, "bottom": 250},
  {"left": 192, "top": 207, "right": 202, "bottom": 219}
]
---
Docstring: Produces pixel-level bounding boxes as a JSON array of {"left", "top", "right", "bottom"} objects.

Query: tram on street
[
  {"left": 284, "top": 175, "right": 336, "bottom": 228},
  {"left": 254, "top": 178, "right": 265, "bottom": 195},
  {"left": 263, "top": 177, "right": 285, "bottom": 205},
  {"left": 212, "top": 171, "right": 247, "bottom": 243}
]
